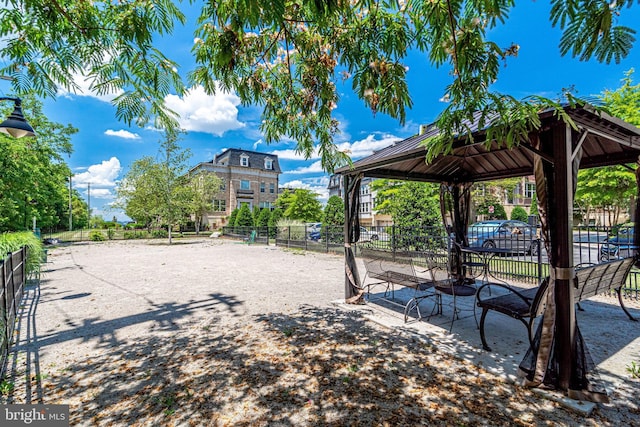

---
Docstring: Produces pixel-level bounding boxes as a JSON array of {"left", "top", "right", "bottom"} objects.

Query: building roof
[
  {"left": 211, "top": 148, "right": 281, "bottom": 173},
  {"left": 336, "top": 105, "right": 640, "bottom": 183}
]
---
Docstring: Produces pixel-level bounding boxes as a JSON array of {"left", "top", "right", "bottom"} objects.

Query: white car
[{"left": 360, "top": 226, "right": 390, "bottom": 242}]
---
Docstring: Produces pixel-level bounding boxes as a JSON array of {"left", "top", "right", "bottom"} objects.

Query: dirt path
[{"left": 2, "top": 239, "right": 638, "bottom": 426}]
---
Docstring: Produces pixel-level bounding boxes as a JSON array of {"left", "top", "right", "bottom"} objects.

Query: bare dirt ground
[{"left": 2, "top": 238, "right": 639, "bottom": 426}]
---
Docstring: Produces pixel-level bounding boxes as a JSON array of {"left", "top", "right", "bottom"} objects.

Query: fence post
[
  {"left": 537, "top": 238, "right": 543, "bottom": 284},
  {"left": 325, "top": 227, "right": 329, "bottom": 253}
]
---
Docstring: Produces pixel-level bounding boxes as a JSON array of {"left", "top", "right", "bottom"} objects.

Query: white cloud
[
  {"left": 269, "top": 148, "right": 320, "bottom": 161},
  {"left": 58, "top": 71, "right": 123, "bottom": 103},
  {"left": 86, "top": 188, "right": 115, "bottom": 199},
  {"left": 104, "top": 129, "right": 141, "bottom": 140},
  {"left": 164, "top": 85, "right": 245, "bottom": 136},
  {"left": 73, "top": 157, "right": 121, "bottom": 188},
  {"left": 288, "top": 161, "right": 324, "bottom": 175},
  {"left": 253, "top": 139, "right": 263, "bottom": 150},
  {"left": 281, "top": 177, "right": 330, "bottom": 204},
  {"left": 336, "top": 133, "right": 402, "bottom": 158},
  {"left": 270, "top": 133, "right": 401, "bottom": 162}
]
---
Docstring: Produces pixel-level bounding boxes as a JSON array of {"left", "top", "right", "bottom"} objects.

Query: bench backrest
[
  {"left": 574, "top": 257, "right": 634, "bottom": 302},
  {"left": 360, "top": 248, "right": 421, "bottom": 284},
  {"left": 531, "top": 257, "right": 634, "bottom": 316}
]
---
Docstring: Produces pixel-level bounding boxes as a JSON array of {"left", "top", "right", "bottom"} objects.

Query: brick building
[{"left": 190, "top": 148, "right": 281, "bottom": 229}]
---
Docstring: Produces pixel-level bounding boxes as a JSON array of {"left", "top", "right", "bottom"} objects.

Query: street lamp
[{"left": 0, "top": 97, "right": 36, "bottom": 138}]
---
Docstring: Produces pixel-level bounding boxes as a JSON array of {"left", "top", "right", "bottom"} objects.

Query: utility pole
[
  {"left": 87, "top": 182, "right": 91, "bottom": 227},
  {"left": 69, "top": 174, "right": 73, "bottom": 231}
]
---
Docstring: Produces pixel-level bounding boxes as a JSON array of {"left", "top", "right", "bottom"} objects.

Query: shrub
[
  {"left": 0, "top": 231, "right": 43, "bottom": 275},
  {"left": 124, "top": 231, "right": 148, "bottom": 239},
  {"left": 151, "top": 229, "right": 168, "bottom": 238},
  {"left": 107, "top": 228, "right": 116, "bottom": 240},
  {"left": 89, "top": 230, "right": 106, "bottom": 241},
  {"left": 511, "top": 206, "right": 529, "bottom": 222},
  {"left": 235, "top": 204, "right": 254, "bottom": 227}
]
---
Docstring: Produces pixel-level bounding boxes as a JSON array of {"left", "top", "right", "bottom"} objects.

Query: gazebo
[{"left": 336, "top": 105, "right": 640, "bottom": 401}]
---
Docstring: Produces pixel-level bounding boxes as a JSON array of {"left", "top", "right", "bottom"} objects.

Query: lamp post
[{"left": 0, "top": 96, "right": 36, "bottom": 138}]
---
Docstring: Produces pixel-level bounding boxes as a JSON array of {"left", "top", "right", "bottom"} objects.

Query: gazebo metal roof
[{"left": 337, "top": 106, "right": 640, "bottom": 182}]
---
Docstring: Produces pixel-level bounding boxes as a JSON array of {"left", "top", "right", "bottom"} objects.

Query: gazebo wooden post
[
  {"left": 344, "top": 173, "right": 355, "bottom": 299},
  {"left": 550, "top": 122, "right": 576, "bottom": 390}
]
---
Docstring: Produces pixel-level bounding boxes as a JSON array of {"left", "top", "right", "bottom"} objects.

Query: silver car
[{"left": 467, "top": 220, "right": 539, "bottom": 255}]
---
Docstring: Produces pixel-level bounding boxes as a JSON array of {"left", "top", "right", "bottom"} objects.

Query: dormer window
[
  {"left": 264, "top": 157, "right": 273, "bottom": 170},
  {"left": 240, "top": 154, "right": 249, "bottom": 167}
]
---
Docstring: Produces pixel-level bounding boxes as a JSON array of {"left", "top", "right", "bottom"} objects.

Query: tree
[
  {"left": 235, "top": 204, "right": 254, "bottom": 227},
  {"left": 511, "top": 206, "right": 528, "bottom": 222},
  {"left": 370, "top": 180, "right": 441, "bottom": 229},
  {"left": 268, "top": 208, "right": 283, "bottom": 237},
  {"left": 275, "top": 189, "right": 296, "bottom": 213},
  {"left": 601, "top": 69, "right": 640, "bottom": 127},
  {"left": 2, "top": 2, "right": 637, "bottom": 169},
  {"left": 256, "top": 208, "right": 271, "bottom": 228},
  {"left": 116, "top": 131, "right": 192, "bottom": 243},
  {"left": 323, "top": 196, "right": 344, "bottom": 226},
  {"left": 278, "top": 189, "right": 323, "bottom": 222},
  {"left": 0, "top": 1, "right": 185, "bottom": 130},
  {"left": 575, "top": 69, "right": 639, "bottom": 226},
  {"left": 188, "top": 170, "right": 222, "bottom": 234},
  {"left": 476, "top": 195, "right": 507, "bottom": 220},
  {"left": 0, "top": 95, "right": 78, "bottom": 232},
  {"left": 530, "top": 193, "right": 539, "bottom": 217},
  {"left": 189, "top": 1, "right": 639, "bottom": 169},
  {"left": 370, "top": 179, "right": 403, "bottom": 215},
  {"left": 227, "top": 208, "right": 239, "bottom": 229}
]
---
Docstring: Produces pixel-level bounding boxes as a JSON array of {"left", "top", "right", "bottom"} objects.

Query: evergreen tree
[
  {"left": 257, "top": 208, "right": 271, "bottom": 228},
  {"left": 323, "top": 196, "right": 345, "bottom": 225},
  {"left": 530, "top": 193, "right": 539, "bottom": 216},
  {"left": 235, "top": 204, "right": 254, "bottom": 228},
  {"left": 268, "top": 208, "right": 284, "bottom": 238},
  {"left": 227, "top": 208, "right": 239, "bottom": 229},
  {"left": 511, "top": 206, "right": 529, "bottom": 222}
]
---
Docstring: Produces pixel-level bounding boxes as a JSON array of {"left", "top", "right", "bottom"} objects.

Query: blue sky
[{"left": 28, "top": 3, "right": 640, "bottom": 221}]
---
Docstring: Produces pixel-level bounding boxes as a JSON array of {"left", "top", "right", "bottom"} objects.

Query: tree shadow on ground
[{"left": 5, "top": 298, "right": 637, "bottom": 426}]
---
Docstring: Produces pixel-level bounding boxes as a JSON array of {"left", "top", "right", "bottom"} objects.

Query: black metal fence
[
  {"left": 223, "top": 224, "right": 639, "bottom": 300},
  {"left": 1, "top": 247, "right": 27, "bottom": 378}
]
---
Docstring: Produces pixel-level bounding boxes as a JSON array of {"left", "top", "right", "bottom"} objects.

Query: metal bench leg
[
  {"left": 617, "top": 288, "right": 637, "bottom": 321},
  {"left": 479, "top": 308, "right": 492, "bottom": 351}
]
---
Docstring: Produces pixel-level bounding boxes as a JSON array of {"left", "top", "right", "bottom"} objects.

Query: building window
[
  {"left": 259, "top": 202, "right": 273, "bottom": 209},
  {"left": 240, "top": 180, "right": 250, "bottom": 190},
  {"left": 212, "top": 199, "right": 226, "bottom": 211},
  {"left": 360, "top": 202, "right": 371, "bottom": 213},
  {"left": 525, "top": 182, "right": 536, "bottom": 199},
  {"left": 361, "top": 185, "right": 370, "bottom": 195},
  {"left": 264, "top": 158, "right": 273, "bottom": 170},
  {"left": 269, "top": 183, "right": 275, "bottom": 194},
  {"left": 260, "top": 182, "right": 265, "bottom": 193},
  {"left": 240, "top": 155, "right": 249, "bottom": 167},
  {"left": 220, "top": 180, "right": 226, "bottom": 191}
]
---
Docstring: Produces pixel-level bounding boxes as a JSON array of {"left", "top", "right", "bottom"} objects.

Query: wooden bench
[
  {"left": 476, "top": 257, "right": 637, "bottom": 351},
  {"left": 360, "top": 248, "right": 436, "bottom": 322}
]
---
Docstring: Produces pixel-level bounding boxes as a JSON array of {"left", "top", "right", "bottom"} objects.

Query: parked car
[
  {"left": 467, "top": 220, "right": 539, "bottom": 255},
  {"left": 600, "top": 225, "right": 637, "bottom": 261},
  {"left": 359, "top": 226, "right": 390, "bottom": 242},
  {"left": 310, "top": 226, "right": 389, "bottom": 242}
]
